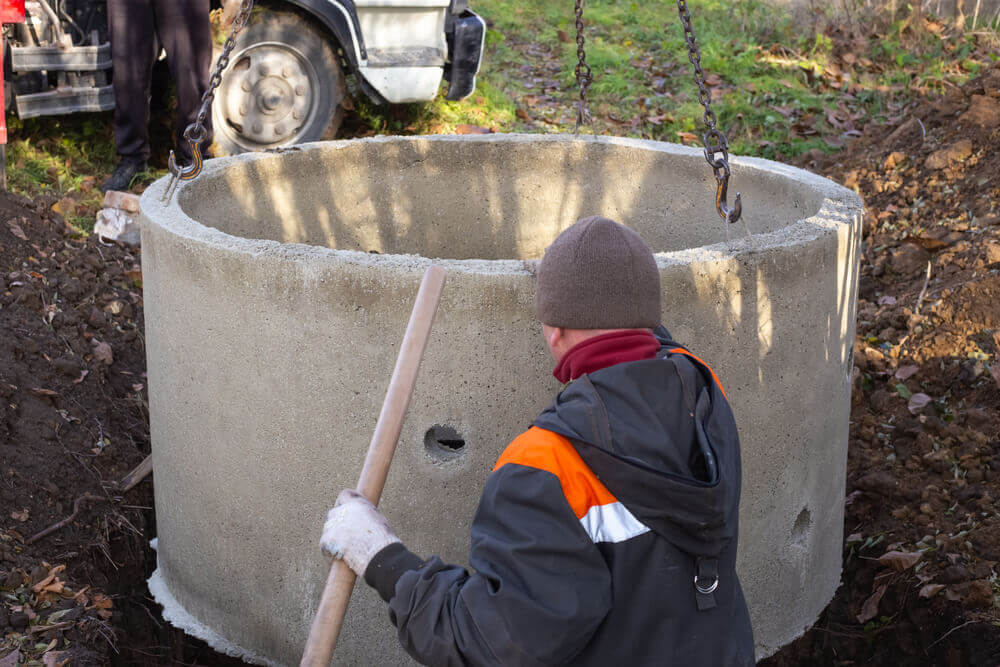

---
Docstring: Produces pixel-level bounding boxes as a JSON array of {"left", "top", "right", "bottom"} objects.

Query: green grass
[
  {"left": 5, "top": 115, "right": 116, "bottom": 232},
  {"left": 5, "top": 114, "right": 166, "bottom": 233},
  {"left": 366, "top": 0, "right": 996, "bottom": 161}
]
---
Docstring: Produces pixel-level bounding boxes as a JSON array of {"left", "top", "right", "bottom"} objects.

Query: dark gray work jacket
[{"left": 364, "top": 330, "right": 755, "bottom": 666}]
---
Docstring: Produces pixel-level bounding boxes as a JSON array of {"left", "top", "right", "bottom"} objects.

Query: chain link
[
  {"left": 573, "top": 0, "right": 592, "bottom": 129},
  {"left": 163, "top": 0, "right": 253, "bottom": 202},
  {"left": 675, "top": 0, "right": 741, "bottom": 223},
  {"left": 165, "top": 0, "right": 254, "bottom": 201},
  {"left": 186, "top": 0, "right": 255, "bottom": 148},
  {"left": 675, "top": 0, "right": 726, "bottom": 171}
]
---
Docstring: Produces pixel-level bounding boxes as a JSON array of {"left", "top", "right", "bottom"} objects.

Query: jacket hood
[{"left": 533, "top": 330, "right": 742, "bottom": 557}]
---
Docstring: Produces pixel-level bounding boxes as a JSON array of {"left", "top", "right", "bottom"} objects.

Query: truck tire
[{"left": 211, "top": 9, "right": 346, "bottom": 155}]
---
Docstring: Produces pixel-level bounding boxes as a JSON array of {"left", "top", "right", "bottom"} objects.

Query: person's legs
[
  {"left": 154, "top": 0, "right": 213, "bottom": 163},
  {"left": 107, "top": 0, "right": 156, "bottom": 163},
  {"left": 102, "top": 0, "right": 155, "bottom": 191}
]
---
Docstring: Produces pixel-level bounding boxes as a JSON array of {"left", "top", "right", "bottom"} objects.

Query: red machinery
[{"left": 0, "top": 0, "right": 25, "bottom": 189}]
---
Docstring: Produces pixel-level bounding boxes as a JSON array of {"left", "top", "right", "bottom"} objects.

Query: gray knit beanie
[{"left": 534, "top": 216, "right": 661, "bottom": 329}]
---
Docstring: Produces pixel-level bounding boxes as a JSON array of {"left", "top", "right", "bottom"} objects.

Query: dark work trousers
[{"left": 107, "top": 0, "right": 212, "bottom": 163}]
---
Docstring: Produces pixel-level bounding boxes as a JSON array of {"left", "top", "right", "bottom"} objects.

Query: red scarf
[{"left": 553, "top": 330, "right": 660, "bottom": 383}]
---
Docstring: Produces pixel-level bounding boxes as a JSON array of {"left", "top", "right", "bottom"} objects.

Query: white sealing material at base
[{"left": 148, "top": 567, "right": 281, "bottom": 667}]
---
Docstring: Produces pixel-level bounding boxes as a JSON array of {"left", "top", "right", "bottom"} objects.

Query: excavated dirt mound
[
  {"left": 765, "top": 62, "right": 1000, "bottom": 666},
  {"left": 0, "top": 193, "right": 241, "bottom": 664}
]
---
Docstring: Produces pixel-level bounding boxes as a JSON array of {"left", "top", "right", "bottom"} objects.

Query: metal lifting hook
[
  {"left": 160, "top": 0, "right": 255, "bottom": 203},
  {"left": 162, "top": 126, "right": 206, "bottom": 202},
  {"left": 714, "top": 164, "right": 742, "bottom": 224},
  {"left": 167, "top": 142, "right": 204, "bottom": 182}
]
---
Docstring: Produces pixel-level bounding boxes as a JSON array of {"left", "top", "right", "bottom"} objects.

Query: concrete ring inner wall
[{"left": 140, "top": 134, "right": 863, "bottom": 665}]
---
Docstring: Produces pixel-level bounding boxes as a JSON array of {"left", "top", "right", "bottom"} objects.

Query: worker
[
  {"left": 320, "top": 216, "right": 755, "bottom": 665},
  {"left": 100, "top": 0, "right": 213, "bottom": 192}
]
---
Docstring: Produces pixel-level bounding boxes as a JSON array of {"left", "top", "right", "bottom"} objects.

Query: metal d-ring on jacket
[{"left": 363, "top": 327, "right": 756, "bottom": 666}]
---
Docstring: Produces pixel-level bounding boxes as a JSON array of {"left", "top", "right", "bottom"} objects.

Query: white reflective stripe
[{"left": 579, "top": 502, "right": 651, "bottom": 544}]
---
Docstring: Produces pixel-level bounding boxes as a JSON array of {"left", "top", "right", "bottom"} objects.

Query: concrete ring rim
[{"left": 139, "top": 134, "right": 863, "bottom": 276}]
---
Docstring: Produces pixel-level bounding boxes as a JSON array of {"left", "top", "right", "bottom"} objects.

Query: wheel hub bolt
[
  {"left": 292, "top": 109, "right": 303, "bottom": 120},
  {"left": 241, "top": 79, "right": 251, "bottom": 92},
  {"left": 239, "top": 104, "right": 247, "bottom": 116},
  {"left": 295, "top": 84, "right": 305, "bottom": 96},
  {"left": 259, "top": 64, "right": 269, "bottom": 76},
  {"left": 275, "top": 124, "right": 285, "bottom": 136},
  {"left": 282, "top": 66, "right": 292, "bottom": 78},
  {"left": 253, "top": 122, "right": 263, "bottom": 134}
]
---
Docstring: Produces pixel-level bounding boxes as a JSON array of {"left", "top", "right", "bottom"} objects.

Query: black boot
[{"left": 100, "top": 157, "right": 147, "bottom": 193}]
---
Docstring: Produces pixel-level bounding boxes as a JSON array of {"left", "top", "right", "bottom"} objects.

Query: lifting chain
[
  {"left": 675, "top": 0, "right": 741, "bottom": 223},
  {"left": 573, "top": 0, "right": 592, "bottom": 129},
  {"left": 164, "top": 0, "right": 255, "bottom": 203}
]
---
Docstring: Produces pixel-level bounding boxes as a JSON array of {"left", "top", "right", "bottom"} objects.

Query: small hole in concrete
[
  {"left": 424, "top": 425, "right": 466, "bottom": 460},
  {"left": 790, "top": 507, "right": 812, "bottom": 549}
]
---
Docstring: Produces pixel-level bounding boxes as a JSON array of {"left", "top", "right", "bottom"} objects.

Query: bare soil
[
  {"left": 0, "top": 191, "right": 240, "bottom": 664},
  {"left": 764, "top": 61, "right": 1000, "bottom": 666}
]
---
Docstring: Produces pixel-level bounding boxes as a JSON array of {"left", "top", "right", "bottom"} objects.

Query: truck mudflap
[{"left": 444, "top": 9, "right": 484, "bottom": 101}]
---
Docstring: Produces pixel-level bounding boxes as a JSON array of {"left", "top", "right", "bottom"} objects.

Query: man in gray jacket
[{"left": 322, "top": 216, "right": 755, "bottom": 665}]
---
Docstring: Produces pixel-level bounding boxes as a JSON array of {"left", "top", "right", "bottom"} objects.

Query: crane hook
[
  {"left": 163, "top": 125, "right": 207, "bottom": 202},
  {"left": 167, "top": 139, "right": 204, "bottom": 182},
  {"left": 714, "top": 162, "right": 742, "bottom": 224}
]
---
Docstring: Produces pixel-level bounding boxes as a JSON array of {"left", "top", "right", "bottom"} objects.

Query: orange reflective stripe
[
  {"left": 668, "top": 348, "right": 727, "bottom": 399},
  {"left": 493, "top": 427, "right": 617, "bottom": 519}
]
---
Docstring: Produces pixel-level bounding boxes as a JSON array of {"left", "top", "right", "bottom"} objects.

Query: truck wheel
[{"left": 211, "top": 10, "right": 345, "bottom": 155}]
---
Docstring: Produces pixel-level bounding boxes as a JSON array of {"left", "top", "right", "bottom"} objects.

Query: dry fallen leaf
[
  {"left": 894, "top": 365, "right": 920, "bottom": 381},
  {"left": 918, "top": 582, "right": 945, "bottom": 598},
  {"left": 857, "top": 583, "right": 887, "bottom": 623},
  {"left": 30, "top": 387, "right": 59, "bottom": 398},
  {"left": 31, "top": 565, "right": 66, "bottom": 593},
  {"left": 908, "top": 392, "right": 932, "bottom": 414},
  {"left": 10, "top": 508, "right": 29, "bottom": 522},
  {"left": 73, "top": 585, "right": 91, "bottom": 606},
  {"left": 91, "top": 339, "right": 113, "bottom": 365},
  {"left": 73, "top": 369, "right": 89, "bottom": 385},
  {"left": 40, "top": 580, "right": 65, "bottom": 595},
  {"left": 7, "top": 221, "right": 28, "bottom": 241},
  {"left": 878, "top": 550, "right": 922, "bottom": 571},
  {"left": 676, "top": 131, "right": 699, "bottom": 145},
  {"left": 0, "top": 650, "right": 20, "bottom": 667},
  {"left": 454, "top": 124, "right": 492, "bottom": 135},
  {"left": 52, "top": 197, "right": 77, "bottom": 218},
  {"left": 89, "top": 592, "right": 114, "bottom": 620}
]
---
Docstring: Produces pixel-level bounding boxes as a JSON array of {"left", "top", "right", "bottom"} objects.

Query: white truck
[{"left": 4, "top": 0, "right": 486, "bottom": 154}]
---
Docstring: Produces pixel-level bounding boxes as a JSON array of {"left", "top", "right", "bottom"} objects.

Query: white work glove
[{"left": 320, "top": 489, "right": 400, "bottom": 576}]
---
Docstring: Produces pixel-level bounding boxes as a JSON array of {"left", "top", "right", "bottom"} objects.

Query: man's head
[{"left": 535, "top": 216, "right": 661, "bottom": 361}]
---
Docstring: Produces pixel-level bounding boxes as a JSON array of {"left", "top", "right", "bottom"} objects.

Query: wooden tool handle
[{"left": 301, "top": 265, "right": 447, "bottom": 667}]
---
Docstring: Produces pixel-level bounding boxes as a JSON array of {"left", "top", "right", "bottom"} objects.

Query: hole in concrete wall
[
  {"left": 424, "top": 424, "right": 466, "bottom": 461},
  {"left": 789, "top": 507, "right": 812, "bottom": 550}
]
